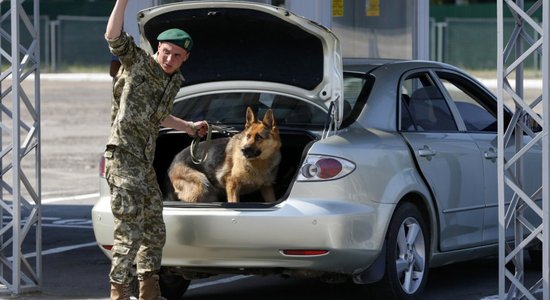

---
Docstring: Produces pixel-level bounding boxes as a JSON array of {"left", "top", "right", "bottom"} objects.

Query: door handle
[
  {"left": 484, "top": 148, "right": 498, "bottom": 160},
  {"left": 418, "top": 145, "right": 436, "bottom": 159}
]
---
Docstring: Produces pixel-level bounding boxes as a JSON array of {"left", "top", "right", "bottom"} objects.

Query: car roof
[
  {"left": 343, "top": 58, "right": 464, "bottom": 75},
  {"left": 343, "top": 58, "right": 405, "bottom": 72}
]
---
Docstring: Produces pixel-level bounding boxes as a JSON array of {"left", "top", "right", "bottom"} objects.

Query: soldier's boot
[
  {"left": 139, "top": 274, "right": 166, "bottom": 300},
  {"left": 110, "top": 282, "right": 131, "bottom": 300}
]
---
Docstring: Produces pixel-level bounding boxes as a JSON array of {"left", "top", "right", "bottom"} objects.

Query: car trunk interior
[{"left": 154, "top": 128, "right": 316, "bottom": 206}]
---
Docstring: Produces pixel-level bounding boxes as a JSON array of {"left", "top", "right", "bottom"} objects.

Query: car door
[
  {"left": 400, "top": 71, "right": 486, "bottom": 251},
  {"left": 435, "top": 71, "right": 541, "bottom": 244}
]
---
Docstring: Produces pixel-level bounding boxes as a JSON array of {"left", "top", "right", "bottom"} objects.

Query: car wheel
[
  {"left": 159, "top": 271, "right": 191, "bottom": 300},
  {"left": 378, "top": 202, "right": 429, "bottom": 300}
]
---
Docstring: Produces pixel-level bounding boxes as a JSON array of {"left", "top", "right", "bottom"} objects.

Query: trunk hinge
[{"left": 322, "top": 100, "right": 339, "bottom": 139}]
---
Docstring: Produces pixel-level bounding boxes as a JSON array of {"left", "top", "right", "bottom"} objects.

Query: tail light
[
  {"left": 297, "top": 155, "right": 355, "bottom": 181},
  {"left": 99, "top": 155, "right": 106, "bottom": 178}
]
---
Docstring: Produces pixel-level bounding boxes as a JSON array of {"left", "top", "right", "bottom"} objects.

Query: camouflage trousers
[{"left": 104, "top": 146, "right": 166, "bottom": 285}]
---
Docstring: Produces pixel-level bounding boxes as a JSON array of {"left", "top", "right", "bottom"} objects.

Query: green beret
[{"left": 157, "top": 28, "right": 193, "bottom": 52}]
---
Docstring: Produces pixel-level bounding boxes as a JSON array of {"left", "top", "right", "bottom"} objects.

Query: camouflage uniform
[{"left": 104, "top": 32, "right": 183, "bottom": 285}]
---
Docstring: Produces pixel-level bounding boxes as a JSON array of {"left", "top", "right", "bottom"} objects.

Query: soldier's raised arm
[{"left": 105, "top": 0, "right": 128, "bottom": 40}]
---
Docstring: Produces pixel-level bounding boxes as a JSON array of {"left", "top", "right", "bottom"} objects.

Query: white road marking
[
  {"left": 189, "top": 275, "right": 254, "bottom": 290},
  {"left": 43, "top": 223, "right": 92, "bottom": 229},
  {"left": 52, "top": 218, "right": 92, "bottom": 225},
  {"left": 10, "top": 242, "right": 98, "bottom": 260},
  {"left": 42, "top": 192, "right": 99, "bottom": 204},
  {"left": 3, "top": 194, "right": 99, "bottom": 259}
]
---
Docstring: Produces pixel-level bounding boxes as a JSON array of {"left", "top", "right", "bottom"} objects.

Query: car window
[
  {"left": 171, "top": 92, "right": 327, "bottom": 129},
  {"left": 343, "top": 76, "right": 366, "bottom": 118},
  {"left": 400, "top": 73, "right": 458, "bottom": 132},
  {"left": 439, "top": 78, "right": 498, "bottom": 132},
  {"left": 269, "top": 95, "right": 327, "bottom": 125},
  {"left": 340, "top": 73, "right": 372, "bottom": 128}
]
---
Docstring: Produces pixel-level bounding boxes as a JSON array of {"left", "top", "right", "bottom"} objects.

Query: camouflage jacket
[{"left": 106, "top": 32, "right": 183, "bottom": 163}]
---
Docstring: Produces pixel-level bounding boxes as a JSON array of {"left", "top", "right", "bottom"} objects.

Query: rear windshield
[
  {"left": 171, "top": 93, "right": 328, "bottom": 129},
  {"left": 172, "top": 74, "right": 370, "bottom": 130}
]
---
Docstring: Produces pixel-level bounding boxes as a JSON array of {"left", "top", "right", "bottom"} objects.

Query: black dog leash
[
  {"left": 190, "top": 122, "right": 212, "bottom": 164},
  {"left": 189, "top": 122, "right": 235, "bottom": 164}
]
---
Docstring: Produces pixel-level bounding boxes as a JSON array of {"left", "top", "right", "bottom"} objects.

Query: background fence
[
  {"left": 431, "top": 18, "right": 540, "bottom": 71},
  {"left": 52, "top": 16, "right": 111, "bottom": 71},
  {"left": 3, "top": 15, "right": 539, "bottom": 73},
  {"left": 0, "top": 15, "right": 110, "bottom": 72}
]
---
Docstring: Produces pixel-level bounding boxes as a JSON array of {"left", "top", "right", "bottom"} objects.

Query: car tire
[
  {"left": 159, "top": 270, "right": 191, "bottom": 300},
  {"left": 377, "top": 202, "right": 429, "bottom": 300}
]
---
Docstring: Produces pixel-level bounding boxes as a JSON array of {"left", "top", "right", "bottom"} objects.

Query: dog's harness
[{"left": 189, "top": 122, "right": 234, "bottom": 165}]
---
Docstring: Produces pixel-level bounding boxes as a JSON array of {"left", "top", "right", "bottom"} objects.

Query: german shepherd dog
[{"left": 168, "top": 107, "right": 282, "bottom": 203}]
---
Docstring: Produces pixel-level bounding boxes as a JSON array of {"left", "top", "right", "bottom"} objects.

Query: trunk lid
[{"left": 138, "top": 1, "right": 344, "bottom": 128}]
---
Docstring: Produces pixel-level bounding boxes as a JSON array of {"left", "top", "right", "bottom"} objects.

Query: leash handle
[
  {"left": 188, "top": 121, "right": 196, "bottom": 134},
  {"left": 189, "top": 121, "right": 212, "bottom": 164}
]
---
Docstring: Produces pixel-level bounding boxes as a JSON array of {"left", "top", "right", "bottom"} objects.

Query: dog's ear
[
  {"left": 245, "top": 106, "right": 256, "bottom": 128},
  {"left": 262, "top": 109, "right": 275, "bottom": 129}
]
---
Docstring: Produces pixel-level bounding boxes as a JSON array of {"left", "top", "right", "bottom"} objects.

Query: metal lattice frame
[
  {"left": 0, "top": 0, "right": 41, "bottom": 295},
  {"left": 497, "top": 0, "right": 548, "bottom": 299}
]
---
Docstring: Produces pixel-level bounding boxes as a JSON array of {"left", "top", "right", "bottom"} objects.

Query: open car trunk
[
  {"left": 139, "top": 1, "right": 344, "bottom": 127},
  {"left": 153, "top": 128, "right": 317, "bottom": 205},
  {"left": 138, "top": 1, "right": 344, "bottom": 204}
]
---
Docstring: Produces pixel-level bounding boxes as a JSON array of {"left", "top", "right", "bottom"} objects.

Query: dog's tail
[
  {"left": 164, "top": 171, "right": 179, "bottom": 202},
  {"left": 168, "top": 161, "right": 213, "bottom": 203}
]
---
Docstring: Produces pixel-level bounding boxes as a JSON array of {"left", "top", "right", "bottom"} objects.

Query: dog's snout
[{"left": 242, "top": 147, "right": 261, "bottom": 159}]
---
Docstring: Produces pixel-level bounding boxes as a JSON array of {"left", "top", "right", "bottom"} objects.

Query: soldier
[{"left": 104, "top": 1, "right": 207, "bottom": 299}]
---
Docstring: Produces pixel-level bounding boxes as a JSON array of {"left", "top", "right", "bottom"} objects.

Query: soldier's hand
[
  {"left": 188, "top": 121, "right": 208, "bottom": 137},
  {"left": 194, "top": 121, "right": 208, "bottom": 137}
]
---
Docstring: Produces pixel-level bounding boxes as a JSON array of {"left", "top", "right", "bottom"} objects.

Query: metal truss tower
[
  {"left": 497, "top": 0, "right": 548, "bottom": 299},
  {"left": 0, "top": 0, "right": 41, "bottom": 295}
]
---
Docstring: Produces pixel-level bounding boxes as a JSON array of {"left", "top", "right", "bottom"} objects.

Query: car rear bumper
[{"left": 92, "top": 192, "right": 393, "bottom": 276}]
